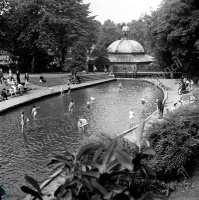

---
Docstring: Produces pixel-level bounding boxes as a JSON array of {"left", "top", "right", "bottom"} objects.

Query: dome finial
[{"left": 122, "top": 25, "right": 130, "bottom": 40}]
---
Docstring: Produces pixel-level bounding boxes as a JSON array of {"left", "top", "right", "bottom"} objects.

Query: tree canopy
[
  {"left": 1, "top": 0, "right": 199, "bottom": 76},
  {"left": 0, "top": 0, "right": 96, "bottom": 72}
]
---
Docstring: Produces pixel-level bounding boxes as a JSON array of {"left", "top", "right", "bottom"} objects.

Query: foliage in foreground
[
  {"left": 21, "top": 120, "right": 170, "bottom": 200},
  {"left": 147, "top": 103, "right": 199, "bottom": 181}
]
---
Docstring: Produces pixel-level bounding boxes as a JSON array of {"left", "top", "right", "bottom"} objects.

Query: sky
[{"left": 83, "top": 0, "right": 163, "bottom": 24}]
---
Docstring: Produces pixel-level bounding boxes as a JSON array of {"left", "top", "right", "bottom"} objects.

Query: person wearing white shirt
[{"left": 129, "top": 109, "right": 134, "bottom": 127}]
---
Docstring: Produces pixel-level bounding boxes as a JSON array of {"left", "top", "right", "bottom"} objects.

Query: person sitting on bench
[
  {"left": 1, "top": 88, "right": 8, "bottom": 100},
  {"left": 76, "top": 76, "right": 81, "bottom": 84}
]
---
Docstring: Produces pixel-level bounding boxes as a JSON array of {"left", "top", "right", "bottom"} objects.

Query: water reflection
[{"left": 0, "top": 80, "right": 163, "bottom": 199}]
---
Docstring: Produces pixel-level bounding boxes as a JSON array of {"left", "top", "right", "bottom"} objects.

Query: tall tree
[{"left": 148, "top": 0, "right": 199, "bottom": 74}]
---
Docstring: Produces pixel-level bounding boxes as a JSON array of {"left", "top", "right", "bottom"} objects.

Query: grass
[{"left": 28, "top": 76, "right": 71, "bottom": 87}]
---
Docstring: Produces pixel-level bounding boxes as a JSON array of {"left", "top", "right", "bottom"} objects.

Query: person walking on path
[
  {"left": 0, "top": 68, "right": 3, "bottom": 84},
  {"left": 163, "top": 88, "right": 168, "bottom": 104},
  {"left": 157, "top": 97, "right": 164, "bottom": 119},
  {"left": 16, "top": 70, "right": 21, "bottom": 83},
  {"left": 24, "top": 73, "right": 29, "bottom": 83},
  {"left": 9, "top": 69, "right": 12, "bottom": 78},
  {"left": 93, "top": 65, "right": 97, "bottom": 74},
  {"left": 67, "top": 84, "right": 71, "bottom": 93}
]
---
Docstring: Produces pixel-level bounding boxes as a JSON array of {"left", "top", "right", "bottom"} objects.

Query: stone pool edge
[
  {"left": 116, "top": 78, "right": 164, "bottom": 138},
  {"left": 0, "top": 78, "right": 116, "bottom": 115},
  {"left": 23, "top": 78, "right": 164, "bottom": 200}
]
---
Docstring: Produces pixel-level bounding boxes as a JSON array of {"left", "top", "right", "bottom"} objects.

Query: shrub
[
  {"left": 21, "top": 120, "right": 162, "bottom": 200},
  {"left": 147, "top": 103, "right": 199, "bottom": 181}
]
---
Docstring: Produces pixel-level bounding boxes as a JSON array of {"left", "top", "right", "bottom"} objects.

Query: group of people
[
  {"left": 67, "top": 96, "right": 95, "bottom": 130},
  {"left": 178, "top": 77, "right": 194, "bottom": 94},
  {"left": 0, "top": 70, "right": 29, "bottom": 101},
  {"left": 128, "top": 80, "right": 168, "bottom": 127},
  {"left": 20, "top": 106, "right": 40, "bottom": 132},
  {"left": 69, "top": 76, "right": 81, "bottom": 84}
]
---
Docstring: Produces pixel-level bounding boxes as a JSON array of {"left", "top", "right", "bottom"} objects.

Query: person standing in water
[
  {"left": 32, "top": 105, "right": 40, "bottom": 119},
  {"left": 21, "top": 111, "right": 25, "bottom": 133},
  {"left": 119, "top": 82, "right": 122, "bottom": 89},
  {"left": 129, "top": 109, "right": 134, "bottom": 127},
  {"left": 60, "top": 85, "right": 64, "bottom": 96},
  {"left": 68, "top": 100, "right": 75, "bottom": 113},
  {"left": 87, "top": 100, "right": 91, "bottom": 110}
]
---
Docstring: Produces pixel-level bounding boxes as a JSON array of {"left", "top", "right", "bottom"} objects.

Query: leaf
[
  {"left": 47, "top": 159, "right": 61, "bottom": 165},
  {"left": 82, "top": 177, "right": 94, "bottom": 191},
  {"left": 103, "top": 191, "right": 114, "bottom": 200},
  {"left": 60, "top": 179, "right": 70, "bottom": 196},
  {"left": 51, "top": 163, "right": 65, "bottom": 174},
  {"left": 102, "top": 140, "right": 118, "bottom": 169},
  {"left": 64, "top": 189, "right": 72, "bottom": 200},
  {"left": 21, "top": 186, "right": 43, "bottom": 200},
  {"left": 141, "top": 138, "right": 150, "bottom": 148},
  {"left": 81, "top": 171, "right": 100, "bottom": 179},
  {"left": 76, "top": 143, "right": 102, "bottom": 161},
  {"left": 54, "top": 184, "right": 62, "bottom": 197},
  {"left": 141, "top": 164, "right": 156, "bottom": 177},
  {"left": 142, "top": 149, "right": 156, "bottom": 156},
  {"left": 24, "top": 175, "right": 42, "bottom": 195},
  {"left": 92, "top": 147, "right": 103, "bottom": 162},
  {"left": 106, "top": 160, "right": 120, "bottom": 173},
  {"left": 136, "top": 120, "right": 145, "bottom": 148},
  {"left": 50, "top": 156, "right": 72, "bottom": 170},
  {"left": 91, "top": 194, "right": 101, "bottom": 200},
  {"left": 84, "top": 161, "right": 101, "bottom": 170},
  {"left": 115, "top": 150, "right": 133, "bottom": 171},
  {"left": 0, "top": 187, "right": 6, "bottom": 196},
  {"left": 91, "top": 179, "right": 108, "bottom": 195}
]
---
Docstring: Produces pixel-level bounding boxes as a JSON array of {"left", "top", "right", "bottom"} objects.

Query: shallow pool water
[{"left": 0, "top": 80, "right": 163, "bottom": 200}]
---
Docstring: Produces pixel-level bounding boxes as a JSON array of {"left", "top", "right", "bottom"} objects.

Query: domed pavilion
[{"left": 107, "top": 25, "right": 154, "bottom": 77}]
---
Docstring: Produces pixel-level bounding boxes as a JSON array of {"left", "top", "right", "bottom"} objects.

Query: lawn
[{"left": 28, "top": 76, "right": 71, "bottom": 87}]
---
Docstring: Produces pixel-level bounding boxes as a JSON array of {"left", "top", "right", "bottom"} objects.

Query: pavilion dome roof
[
  {"left": 107, "top": 39, "right": 145, "bottom": 54},
  {"left": 122, "top": 25, "right": 130, "bottom": 32}
]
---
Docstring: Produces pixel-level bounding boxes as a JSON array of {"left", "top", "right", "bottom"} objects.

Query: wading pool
[{"left": 0, "top": 80, "right": 163, "bottom": 200}]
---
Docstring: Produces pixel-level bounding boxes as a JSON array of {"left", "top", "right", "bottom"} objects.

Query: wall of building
[{"left": 112, "top": 64, "right": 137, "bottom": 72}]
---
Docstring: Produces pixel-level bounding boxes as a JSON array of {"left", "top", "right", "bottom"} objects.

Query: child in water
[
  {"left": 32, "top": 105, "right": 40, "bottom": 119},
  {"left": 119, "top": 82, "right": 122, "bottom": 89},
  {"left": 60, "top": 85, "right": 64, "bottom": 96},
  {"left": 129, "top": 109, "right": 134, "bottom": 127},
  {"left": 87, "top": 100, "right": 91, "bottom": 110},
  {"left": 21, "top": 111, "right": 25, "bottom": 133},
  {"left": 68, "top": 100, "right": 75, "bottom": 113}
]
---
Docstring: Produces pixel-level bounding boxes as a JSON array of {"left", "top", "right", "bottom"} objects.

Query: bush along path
[{"left": 146, "top": 100, "right": 199, "bottom": 200}]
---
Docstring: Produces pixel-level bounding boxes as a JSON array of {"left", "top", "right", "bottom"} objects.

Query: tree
[
  {"left": 0, "top": 0, "right": 96, "bottom": 72},
  {"left": 48, "top": 0, "right": 94, "bottom": 66},
  {"left": 97, "top": 20, "right": 120, "bottom": 49},
  {"left": 148, "top": 0, "right": 199, "bottom": 74}
]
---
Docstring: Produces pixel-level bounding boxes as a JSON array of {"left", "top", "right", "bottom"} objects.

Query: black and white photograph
[{"left": 0, "top": 0, "right": 199, "bottom": 199}]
